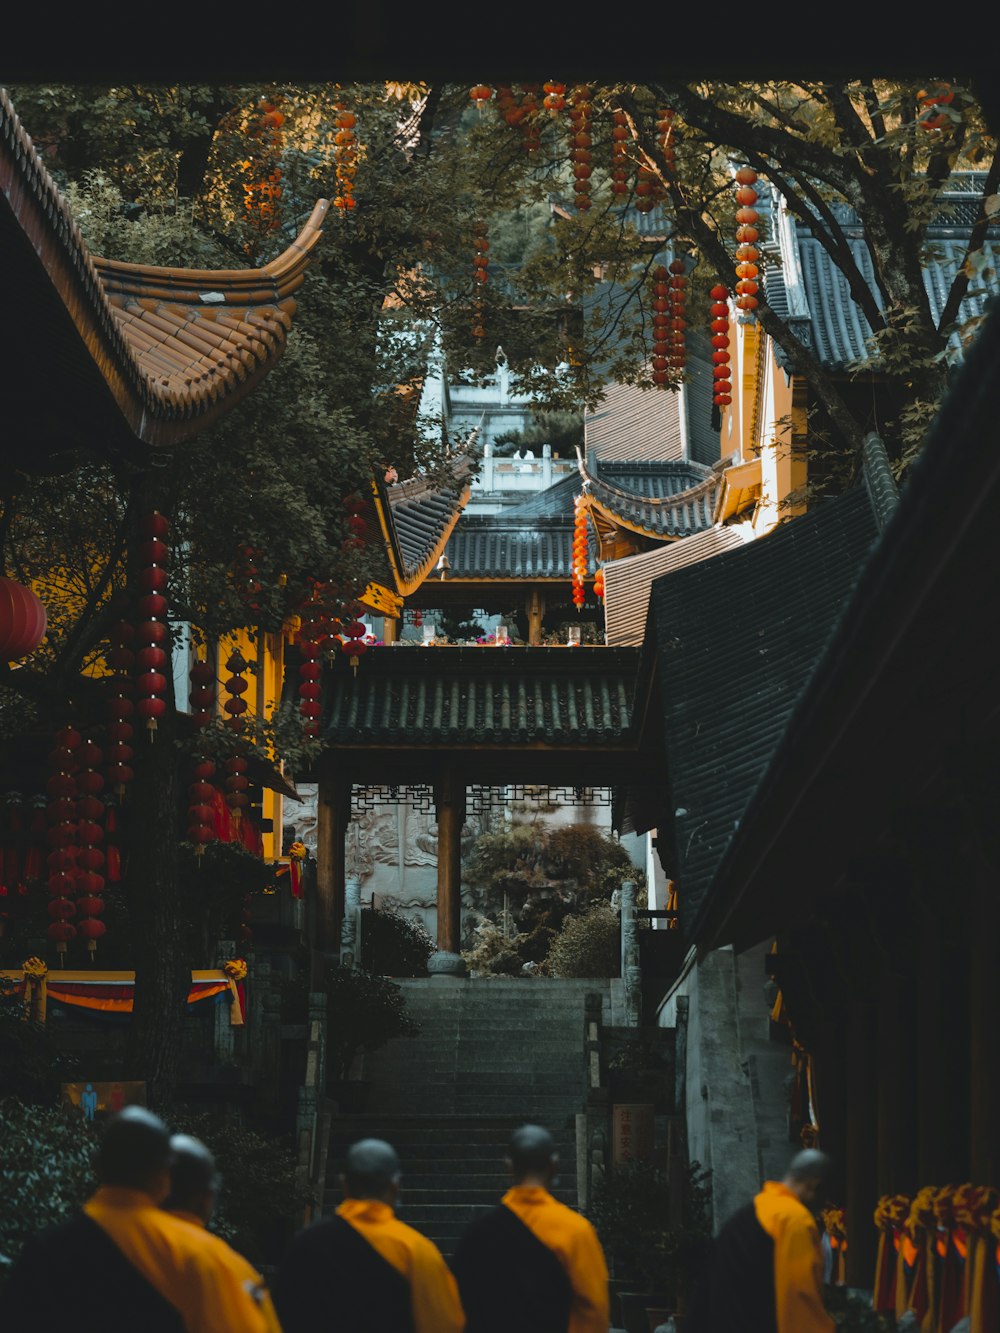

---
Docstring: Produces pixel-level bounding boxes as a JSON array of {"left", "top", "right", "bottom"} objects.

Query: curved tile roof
[
  {"left": 380, "top": 460, "right": 473, "bottom": 592},
  {"left": 771, "top": 179, "right": 1000, "bottom": 373},
  {"left": 323, "top": 648, "right": 639, "bottom": 746},
  {"left": 0, "top": 87, "right": 327, "bottom": 458},
  {"left": 445, "top": 515, "right": 592, "bottom": 581},
  {"left": 583, "top": 457, "right": 722, "bottom": 538}
]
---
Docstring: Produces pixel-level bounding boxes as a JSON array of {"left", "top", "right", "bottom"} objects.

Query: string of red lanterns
[
  {"left": 188, "top": 656, "right": 218, "bottom": 858},
  {"left": 572, "top": 495, "right": 589, "bottom": 608},
  {"left": 74, "top": 735, "right": 106, "bottom": 957},
  {"left": 569, "top": 86, "right": 593, "bottom": 212},
  {"left": 658, "top": 107, "right": 677, "bottom": 176},
  {"left": 46, "top": 726, "right": 79, "bottom": 962},
  {"left": 222, "top": 648, "right": 250, "bottom": 730},
  {"left": 593, "top": 568, "right": 605, "bottom": 601},
  {"left": 188, "top": 759, "right": 219, "bottom": 858},
  {"left": 734, "top": 168, "right": 761, "bottom": 315},
  {"left": 244, "top": 98, "right": 284, "bottom": 233},
  {"left": 224, "top": 754, "right": 250, "bottom": 827},
  {"left": 333, "top": 101, "right": 358, "bottom": 212},
  {"left": 472, "top": 219, "right": 488, "bottom": 341},
  {"left": 135, "top": 513, "right": 170, "bottom": 738},
  {"left": 520, "top": 85, "right": 542, "bottom": 154},
  {"left": 341, "top": 613, "right": 369, "bottom": 674},
  {"left": 650, "top": 265, "right": 671, "bottom": 387},
  {"left": 668, "top": 258, "right": 687, "bottom": 375},
  {"left": 711, "top": 284, "right": 733, "bottom": 409},
  {"left": 610, "top": 110, "right": 630, "bottom": 199},
  {"left": 105, "top": 618, "right": 135, "bottom": 798}
]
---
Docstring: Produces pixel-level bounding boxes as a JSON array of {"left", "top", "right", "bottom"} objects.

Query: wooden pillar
[
  {"left": 434, "top": 772, "right": 466, "bottom": 953},
  {"left": 382, "top": 616, "right": 399, "bottom": 644},
  {"left": 526, "top": 589, "right": 545, "bottom": 646},
  {"left": 969, "top": 857, "right": 1000, "bottom": 1182},
  {"left": 316, "top": 775, "right": 351, "bottom": 957},
  {"left": 846, "top": 994, "right": 879, "bottom": 1288}
]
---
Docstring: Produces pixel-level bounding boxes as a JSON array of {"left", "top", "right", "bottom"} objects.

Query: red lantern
[
  {"left": 0, "top": 578, "right": 48, "bottom": 662},
  {"left": 48, "top": 918, "right": 77, "bottom": 958}
]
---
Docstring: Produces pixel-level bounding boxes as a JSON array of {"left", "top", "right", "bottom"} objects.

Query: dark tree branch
[{"left": 861, "top": 82, "right": 888, "bottom": 143}]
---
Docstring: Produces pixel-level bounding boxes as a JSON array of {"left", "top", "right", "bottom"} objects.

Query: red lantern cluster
[
  {"left": 734, "top": 168, "right": 761, "bottom": 314},
  {"left": 74, "top": 735, "right": 106, "bottom": 957},
  {"left": 105, "top": 618, "right": 135, "bottom": 797},
  {"left": 593, "top": 568, "right": 605, "bottom": 600},
  {"left": 222, "top": 649, "right": 250, "bottom": 730},
  {"left": 710, "top": 284, "right": 733, "bottom": 408},
  {"left": 610, "top": 110, "right": 630, "bottom": 198},
  {"left": 244, "top": 98, "right": 284, "bottom": 233},
  {"left": 918, "top": 83, "right": 954, "bottom": 131},
  {"left": 46, "top": 726, "right": 80, "bottom": 960},
  {"left": 0, "top": 578, "right": 47, "bottom": 662},
  {"left": 135, "top": 513, "right": 170, "bottom": 737},
  {"left": 225, "top": 755, "right": 250, "bottom": 826},
  {"left": 649, "top": 265, "right": 671, "bottom": 387},
  {"left": 333, "top": 102, "right": 358, "bottom": 212},
  {"left": 543, "top": 81, "right": 566, "bottom": 115},
  {"left": 188, "top": 758, "right": 218, "bottom": 858},
  {"left": 569, "top": 86, "right": 593, "bottom": 212},
  {"left": 572, "top": 495, "right": 589, "bottom": 607},
  {"left": 298, "top": 616, "right": 323, "bottom": 737}
]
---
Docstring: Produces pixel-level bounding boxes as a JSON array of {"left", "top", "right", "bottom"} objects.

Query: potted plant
[
  {"left": 324, "top": 965, "right": 420, "bottom": 1112},
  {"left": 588, "top": 1160, "right": 712, "bottom": 1333}
]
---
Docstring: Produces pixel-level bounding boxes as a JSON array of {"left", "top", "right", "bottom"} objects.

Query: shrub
[
  {"left": 360, "top": 904, "right": 433, "bottom": 977},
  {"left": 544, "top": 899, "right": 621, "bottom": 978},
  {"left": 0, "top": 1097, "right": 98, "bottom": 1268},
  {"left": 462, "top": 919, "right": 528, "bottom": 977},
  {"left": 163, "top": 1105, "right": 307, "bottom": 1267},
  {"left": 588, "top": 1159, "right": 712, "bottom": 1299},
  {"left": 324, "top": 966, "right": 420, "bottom": 1083}
]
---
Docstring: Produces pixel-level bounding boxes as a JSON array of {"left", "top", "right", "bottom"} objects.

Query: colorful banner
[{"left": 0, "top": 968, "right": 244, "bottom": 1025}]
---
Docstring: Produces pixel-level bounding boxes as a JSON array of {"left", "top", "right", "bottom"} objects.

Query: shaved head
[
  {"left": 783, "top": 1149, "right": 833, "bottom": 1211},
  {"left": 164, "top": 1134, "right": 220, "bottom": 1221},
  {"left": 96, "top": 1107, "right": 172, "bottom": 1197},
  {"left": 507, "top": 1125, "right": 557, "bottom": 1183},
  {"left": 343, "top": 1139, "right": 401, "bottom": 1199}
]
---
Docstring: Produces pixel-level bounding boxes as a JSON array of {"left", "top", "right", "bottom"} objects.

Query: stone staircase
[{"left": 324, "top": 977, "right": 611, "bottom": 1257}]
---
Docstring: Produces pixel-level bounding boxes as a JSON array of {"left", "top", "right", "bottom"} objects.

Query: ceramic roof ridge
[{"left": 0, "top": 86, "right": 328, "bottom": 449}]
